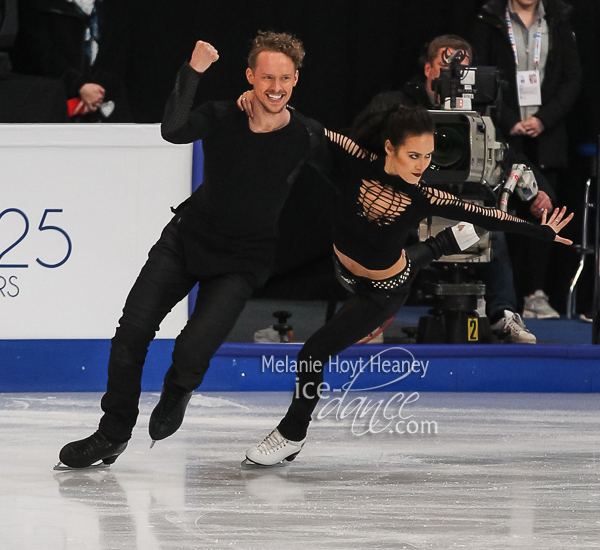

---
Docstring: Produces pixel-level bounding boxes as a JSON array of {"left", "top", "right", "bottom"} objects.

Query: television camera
[{"left": 415, "top": 47, "right": 539, "bottom": 343}]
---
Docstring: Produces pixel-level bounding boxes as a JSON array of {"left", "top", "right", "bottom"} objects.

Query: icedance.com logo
[{"left": 262, "top": 347, "right": 439, "bottom": 436}]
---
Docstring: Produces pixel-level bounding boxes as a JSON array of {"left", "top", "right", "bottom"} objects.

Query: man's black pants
[{"left": 99, "top": 218, "right": 254, "bottom": 442}]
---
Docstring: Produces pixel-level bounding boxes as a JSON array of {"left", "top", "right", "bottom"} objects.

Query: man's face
[
  {"left": 246, "top": 51, "right": 298, "bottom": 115},
  {"left": 424, "top": 47, "right": 470, "bottom": 96},
  {"left": 513, "top": 0, "right": 540, "bottom": 10}
]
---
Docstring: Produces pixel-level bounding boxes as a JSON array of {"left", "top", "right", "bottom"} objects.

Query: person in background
[
  {"left": 13, "top": 0, "right": 132, "bottom": 121},
  {"left": 354, "top": 34, "right": 554, "bottom": 342},
  {"left": 471, "top": 0, "right": 582, "bottom": 318}
]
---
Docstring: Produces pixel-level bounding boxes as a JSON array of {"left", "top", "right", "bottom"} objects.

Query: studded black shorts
[{"left": 334, "top": 254, "right": 412, "bottom": 295}]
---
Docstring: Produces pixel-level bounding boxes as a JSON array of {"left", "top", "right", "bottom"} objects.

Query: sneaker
[
  {"left": 245, "top": 429, "right": 305, "bottom": 466},
  {"left": 254, "top": 325, "right": 290, "bottom": 343},
  {"left": 149, "top": 384, "right": 194, "bottom": 442},
  {"left": 58, "top": 431, "right": 128, "bottom": 469},
  {"left": 579, "top": 311, "right": 593, "bottom": 323},
  {"left": 523, "top": 290, "right": 560, "bottom": 319},
  {"left": 491, "top": 310, "right": 536, "bottom": 344}
]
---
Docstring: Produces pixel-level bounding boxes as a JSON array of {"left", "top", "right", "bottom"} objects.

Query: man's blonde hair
[{"left": 248, "top": 31, "right": 305, "bottom": 71}]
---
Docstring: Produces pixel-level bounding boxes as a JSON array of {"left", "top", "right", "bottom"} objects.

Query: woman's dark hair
[{"left": 350, "top": 105, "right": 434, "bottom": 156}]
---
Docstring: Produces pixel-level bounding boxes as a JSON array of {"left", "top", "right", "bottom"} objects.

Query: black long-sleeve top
[
  {"left": 324, "top": 130, "right": 556, "bottom": 271},
  {"left": 161, "top": 63, "right": 324, "bottom": 285}
]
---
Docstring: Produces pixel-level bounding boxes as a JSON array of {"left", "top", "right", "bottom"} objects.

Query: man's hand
[
  {"left": 77, "top": 83, "right": 105, "bottom": 114},
  {"left": 541, "top": 206, "right": 574, "bottom": 245},
  {"left": 510, "top": 121, "right": 527, "bottom": 136},
  {"left": 521, "top": 116, "right": 544, "bottom": 138},
  {"left": 189, "top": 40, "right": 219, "bottom": 73},
  {"left": 236, "top": 89, "right": 255, "bottom": 118},
  {"left": 530, "top": 190, "right": 552, "bottom": 219}
]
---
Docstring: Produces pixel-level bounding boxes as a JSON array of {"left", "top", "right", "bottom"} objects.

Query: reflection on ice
[{"left": 0, "top": 391, "right": 599, "bottom": 549}]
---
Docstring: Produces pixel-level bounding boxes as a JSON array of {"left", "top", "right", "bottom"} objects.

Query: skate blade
[
  {"left": 53, "top": 461, "right": 111, "bottom": 471},
  {"left": 150, "top": 440, "right": 156, "bottom": 449},
  {"left": 241, "top": 457, "right": 290, "bottom": 470}
]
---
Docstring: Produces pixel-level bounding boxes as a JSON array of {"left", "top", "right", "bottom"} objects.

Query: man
[
  {"left": 472, "top": 0, "right": 582, "bottom": 318},
  {"left": 57, "top": 31, "right": 327, "bottom": 469},
  {"left": 354, "top": 35, "right": 472, "bottom": 123},
  {"left": 355, "top": 34, "right": 555, "bottom": 343}
]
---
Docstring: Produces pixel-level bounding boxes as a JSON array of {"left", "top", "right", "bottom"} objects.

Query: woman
[{"left": 239, "top": 103, "right": 572, "bottom": 466}]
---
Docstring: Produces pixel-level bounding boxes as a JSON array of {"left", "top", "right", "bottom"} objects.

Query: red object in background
[{"left": 67, "top": 98, "right": 82, "bottom": 116}]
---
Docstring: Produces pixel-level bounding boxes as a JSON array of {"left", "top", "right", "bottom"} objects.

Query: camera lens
[{"left": 432, "top": 125, "right": 468, "bottom": 168}]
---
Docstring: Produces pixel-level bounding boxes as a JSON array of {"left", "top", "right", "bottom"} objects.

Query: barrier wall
[
  {"left": 2, "top": 126, "right": 599, "bottom": 394},
  {"left": 1, "top": 124, "right": 191, "bottom": 340}
]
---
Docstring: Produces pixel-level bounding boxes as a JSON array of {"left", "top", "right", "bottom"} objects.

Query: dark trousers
[
  {"left": 277, "top": 240, "right": 441, "bottom": 441},
  {"left": 483, "top": 232, "right": 518, "bottom": 318},
  {"left": 99, "top": 218, "right": 254, "bottom": 442}
]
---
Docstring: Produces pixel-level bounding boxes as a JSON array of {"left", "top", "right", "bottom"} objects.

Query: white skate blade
[
  {"left": 241, "top": 457, "right": 290, "bottom": 470},
  {"left": 53, "top": 461, "right": 111, "bottom": 471}
]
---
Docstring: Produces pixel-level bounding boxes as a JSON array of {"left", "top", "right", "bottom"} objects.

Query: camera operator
[
  {"left": 354, "top": 34, "right": 556, "bottom": 343},
  {"left": 471, "top": 0, "right": 582, "bottom": 318}
]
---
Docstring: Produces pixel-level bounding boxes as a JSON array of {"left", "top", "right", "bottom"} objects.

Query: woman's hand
[
  {"left": 541, "top": 206, "right": 574, "bottom": 245},
  {"left": 236, "top": 90, "right": 255, "bottom": 118}
]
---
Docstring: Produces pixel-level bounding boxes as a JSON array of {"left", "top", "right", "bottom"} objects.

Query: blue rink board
[{"left": 1, "top": 340, "right": 600, "bottom": 393}]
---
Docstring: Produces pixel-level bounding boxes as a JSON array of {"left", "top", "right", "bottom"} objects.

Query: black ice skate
[
  {"left": 242, "top": 428, "right": 305, "bottom": 469},
  {"left": 55, "top": 431, "right": 128, "bottom": 470},
  {"left": 148, "top": 384, "right": 193, "bottom": 446}
]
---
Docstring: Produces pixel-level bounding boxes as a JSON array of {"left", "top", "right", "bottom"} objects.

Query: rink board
[{"left": 1, "top": 340, "right": 600, "bottom": 393}]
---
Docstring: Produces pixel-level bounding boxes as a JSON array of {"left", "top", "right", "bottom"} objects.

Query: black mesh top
[{"left": 323, "top": 130, "right": 555, "bottom": 271}]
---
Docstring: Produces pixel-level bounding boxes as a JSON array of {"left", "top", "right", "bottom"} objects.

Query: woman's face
[{"left": 384, "top": 133, "right": 434, "bottom": 184}]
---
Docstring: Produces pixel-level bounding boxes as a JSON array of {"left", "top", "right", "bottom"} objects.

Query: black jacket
[
  {"left": 13, "top": 0, "right": 132, "bottom": 121},
  {"left": 353, "top": 74, "right": 432, "bottom": 129},
  {"left": 471, "top": 0, "right": 582, "bottom": 169}
]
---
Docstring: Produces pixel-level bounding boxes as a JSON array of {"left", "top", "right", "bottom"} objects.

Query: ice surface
[{"left": 1, "top": 391, "right": 599, "bottom": 549}]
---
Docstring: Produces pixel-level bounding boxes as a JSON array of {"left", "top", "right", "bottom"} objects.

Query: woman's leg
[
  {"left": 277, "top": 288, "right": 408, "bottom": 441},
  {"left": 276, "top": 230, "right": 462, "bottom": 441}
]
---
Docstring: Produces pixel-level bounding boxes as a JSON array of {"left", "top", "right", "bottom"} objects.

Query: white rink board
[{"left": 0, "top": 124, "right": 191, "bottom": 339}]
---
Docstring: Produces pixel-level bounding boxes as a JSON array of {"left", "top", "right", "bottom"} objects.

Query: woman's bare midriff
[{"left": 333, "top": 245, "right": 406, "bottom": 281}]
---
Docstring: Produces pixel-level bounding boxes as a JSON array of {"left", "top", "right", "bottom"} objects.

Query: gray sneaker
[
  {"left": 523, "top": 290, "right": 560, "bottom": 319},
  {"left": 491, "top": 310, "right": 536, "bottom": 344},
  {"left": 254, "top": 326, "right": 290, "bottom": 343}
]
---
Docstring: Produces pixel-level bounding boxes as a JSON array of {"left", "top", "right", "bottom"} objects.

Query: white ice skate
[{"left": 242, "top": 429, "right": 305, "bottom": 468}]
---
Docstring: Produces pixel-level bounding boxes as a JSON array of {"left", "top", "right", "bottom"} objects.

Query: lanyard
[{"left": 505, "top": 7, "right": 542, "bottom": 68}]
